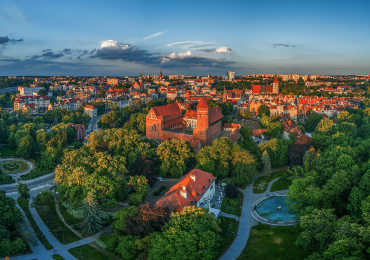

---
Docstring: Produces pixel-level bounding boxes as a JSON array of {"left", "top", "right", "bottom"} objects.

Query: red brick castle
[{"left": 146, "top": 97, "right": 223, "bottom": 148}]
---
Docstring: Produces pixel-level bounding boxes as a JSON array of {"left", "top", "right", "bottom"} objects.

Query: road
[
  {"left": 85, "top": 115, "right": 102, "bottom": 139},
  {"left": 1, "top": 172, "right": 55, "bottom": 195}
]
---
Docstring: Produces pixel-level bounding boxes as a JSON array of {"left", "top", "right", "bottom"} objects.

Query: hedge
[{"left": 17, "top": 196, "right": 53, "bottom": 250}]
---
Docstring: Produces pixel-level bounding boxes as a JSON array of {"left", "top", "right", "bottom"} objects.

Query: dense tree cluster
[
  {"left": 0, "top": 190, "right": 27, "bottom": 256},
  {"left": 197, "top": 137, "right": 259, "bottom": 186},
  {"left": 156, "top": 139, "right": 194, "bottom": 178},
  {"left": 287, "top": 107, "right": 370, "bottom": 259},
  {"left": 55, "top": 128, "right": 157, "bottom": 207},
  {"left": 43, "top": 109, "right": 90, "bottom": 126}
]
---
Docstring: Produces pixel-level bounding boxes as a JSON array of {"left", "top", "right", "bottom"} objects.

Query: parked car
[
  {"left": 152, "top": 177, "right": 159, "bottom": 183},
  {"left": 157, "top": 177, "right": 164, "bottom": 182}
]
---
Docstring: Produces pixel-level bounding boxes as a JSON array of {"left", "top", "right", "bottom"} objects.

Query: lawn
[
  {"left": 270, "top": 177, "right": 294, "bottom": 192},
  {"left": 57, "top": 201, "right": 85, "bottom": 236},
  {"left": 238, "top": 224, "right": 311, "bottom": 260},
  {"left": 218, "top": 216, "right": 238, "bottom": 257},
  {"left": 253, "top": 170, "right": 289, "bottom": 194},
  {"left": 221, "top": 192, "right": 243, "bottom": 217},
  {"left": 0, "top": 146, "right": 17, "bottom": 156},
  {"left": 68, "top": 244, "right": 110, "bottom": 260},
  {"left": 35, "top": 195, "right": 80, "bottom": 244}
]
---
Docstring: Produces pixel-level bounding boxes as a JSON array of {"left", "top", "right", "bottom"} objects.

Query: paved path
[
  {"left": 1, "top": 172, "right": 55, "bottom": 195},
  {"left": 219, "top": 166, "right": 289, "bottom": 260},
  {"left": 64, "top": 235, "right": 100, "bottom": 250},
  {"left": 220, "top": 212, "right": 239, "bottom": 221}
]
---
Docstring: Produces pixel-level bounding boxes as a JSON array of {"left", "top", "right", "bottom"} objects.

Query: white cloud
[
  {"left": 142, "top": 30, "right": 169, "bottom": 41},
  {"left": 198, "top": 47, "right": 234, "bottom": 54},
  {"left": 166, "top": 41, "right": 216, "bottom": 49}
]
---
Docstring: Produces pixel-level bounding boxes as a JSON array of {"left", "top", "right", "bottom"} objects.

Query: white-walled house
[{"left": 156, "top": 169, "right": 217, "bottom": 213}]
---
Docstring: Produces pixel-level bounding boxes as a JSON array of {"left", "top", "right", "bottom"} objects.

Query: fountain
[{"left": 254, "top": 196, "right": 298, "bottom": 223}]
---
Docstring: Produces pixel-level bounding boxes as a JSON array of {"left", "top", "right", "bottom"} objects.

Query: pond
[{"left": 255, "top": 196, "right": 299, "bottom": 222}]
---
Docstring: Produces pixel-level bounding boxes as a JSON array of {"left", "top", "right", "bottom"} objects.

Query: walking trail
[
  {"left": 219, "top": 166, "right": 289, "bottom": 260},
  {"left": 8, "top": 194, "right": 105, "bottom": 260}
]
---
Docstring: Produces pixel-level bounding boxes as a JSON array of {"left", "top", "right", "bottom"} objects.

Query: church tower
[
  {"left": 223, "top": 85, "right": 228, "bottom": 103},
  {"left": 160, "top": 70, "right": 163, "bottom": 79},
  {"left": 272, "top": 78, "right": 279, "bottom": 94}
]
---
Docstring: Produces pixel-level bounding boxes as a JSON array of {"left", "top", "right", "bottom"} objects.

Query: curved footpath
[
  {"left": 219, "top": 167, "right": 289, "bottom": 260},
  {"left": 8, "top": 194, "right": 101, "bottom": 260}
]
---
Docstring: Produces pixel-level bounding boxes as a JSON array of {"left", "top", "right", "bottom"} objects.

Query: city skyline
[{"left": 1, "top": 0, "right": 369, "bottom": 76}]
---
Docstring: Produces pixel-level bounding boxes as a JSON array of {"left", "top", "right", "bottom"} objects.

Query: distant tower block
[{"left": 272, "top": 78, "right": 279, "bottom": 94}]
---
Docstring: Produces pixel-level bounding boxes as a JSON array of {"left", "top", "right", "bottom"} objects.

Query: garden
[
  {"left": 0, "top": 160, "right": 29, "bottom": 174},
  {"left": 32, "top": 191, "right": 80, "bottom": 244},
  {"left": 253, "top": 170, "right": 289, "bottom": 194},
  {"left": 221, "top": 185, "right": 244, "bottom": 217},
  {"left": 68, "top": 244, "right": 108, "bottom": 260},
  {"left": 238, "top": 224, "right": 310, "bottom": 260}
]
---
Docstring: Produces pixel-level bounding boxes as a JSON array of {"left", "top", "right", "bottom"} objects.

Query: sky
[{"left": 0, "top": 0, "right": 369, "bottom": 76}]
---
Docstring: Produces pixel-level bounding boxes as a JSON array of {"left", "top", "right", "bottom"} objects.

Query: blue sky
[{"left": 0, "top": 0, "right": 369, "bottom": 76}]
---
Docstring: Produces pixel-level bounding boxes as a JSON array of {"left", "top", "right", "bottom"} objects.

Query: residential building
[
  {"left": 84, "top": 105, "right": 97, "bottom": 117},
  {"left": 156, "top": 169, "right": 216, "bottom": 212}
]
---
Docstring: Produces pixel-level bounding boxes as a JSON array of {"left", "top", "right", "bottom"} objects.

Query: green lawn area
[
  {"left": 270, "top": 177, "right": 294, "bottom": 192},
  {"left": 0, "top": 146, "right": 17, "bottom": 156},
  {"left": 218, "top": 216, "right": 238, "bottom": 257},
  {"left": 57, "top": 201, "right": 85, "bottom": 236},
  {"left": 253, "top": 170, "right": 289, "bottom": 194},
  {"left": 35, "top": 196, "right": 80, "bottom": 244},
  {"left": 221, "top": 192, "right": 243, "bottom": 216},
  {"left": 238, "top": 224, "right": 311, "bottom": 260},
  {"left": 68, "top": 244, "right": 110, "bottom": 260}
]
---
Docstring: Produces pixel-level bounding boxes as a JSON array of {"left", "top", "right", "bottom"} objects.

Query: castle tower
[
  {"left": 272, "top": 78, "right": 279, "bottom": 94},
  {"left": 196, "top": 97, "right": 209, "bottom": 131},
  {"left": 223, "top": 85, "right": 228, "bottom": 103}
]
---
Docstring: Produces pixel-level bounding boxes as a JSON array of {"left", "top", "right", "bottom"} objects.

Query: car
[
  {"left": 157, "top": 177, "right": 164, "bottom": 182},
  {"left": 152, "top": 177, "right": 159, "bottom": 183}
]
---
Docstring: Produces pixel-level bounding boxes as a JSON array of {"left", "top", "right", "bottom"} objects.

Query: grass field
[
  {"left": 35, "top": 196, "right": 80, "bottom": 244},
  {"left": 0, "top": 146, "right": 17, "bottom": 156},
  {"left": 270, "top": 177, "right": 294, "bottom": 192},
  {"left": 253, "top": 170, "right": 289, "bottom": 194},
  {"left": 68, "top": 244, "right": 110, "bottom": 260},
  {"left": 238, "top": 224, "right": 310, "bottom": 260},
  {"left": 57, "top": 201, "right": 85, "bottom": 236}
]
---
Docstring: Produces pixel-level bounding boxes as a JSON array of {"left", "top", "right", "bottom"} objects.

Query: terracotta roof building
[
  {"left": 156, "top": 169, "right": 216, "bottom": 212},
  {"left": 146, "top": 97, "right": 223, "bottom": 148}
]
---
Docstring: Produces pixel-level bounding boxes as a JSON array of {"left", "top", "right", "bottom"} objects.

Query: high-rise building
[{"left": 227, "top": 71, "right": 235, "bottom": 80}]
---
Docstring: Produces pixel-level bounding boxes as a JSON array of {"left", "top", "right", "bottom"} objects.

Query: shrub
[
  {"left": 52, "top": 254, "right": 65, "bottom": 260},
  {"left": 225, "top": 184, "right": 240, "bottom": 199}
]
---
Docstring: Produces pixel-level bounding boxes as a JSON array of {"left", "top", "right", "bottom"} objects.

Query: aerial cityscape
[{"left": 1, "top": 0, "right": 370, "bottom": 260}]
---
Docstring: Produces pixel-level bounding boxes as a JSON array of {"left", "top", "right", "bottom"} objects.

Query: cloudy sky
[{"left": 1, "top": 0, "right": 369, "bottom": 76}]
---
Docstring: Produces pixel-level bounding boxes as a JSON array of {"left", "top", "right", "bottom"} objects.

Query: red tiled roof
[
  {"left": 252, "top": 129, "right": 268, "bottom": 136},
  {"left": 163, "top": 116, "right": 184, "bottom": 127},
  {"left": 273, "top": 78, "right": 279, "bottom": 83},
  {"left": 156, "top": 169, "right": 216, "bottom": 212},
  {"left": 209, "top": 107, "right": 223, "bottom": 123},
  {"left": 229, "top": 130, "right": 242, "bottom": 144},
  {"left": 152, "top": 103, "right": 181, "bottom": 117},
  {"left": 197, "top": 97, "right": 209, "bottom": 109}
]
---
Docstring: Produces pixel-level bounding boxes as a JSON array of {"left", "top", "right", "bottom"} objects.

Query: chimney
[{"left": 180, "top": 189, "right": 187, "bottom": 199}]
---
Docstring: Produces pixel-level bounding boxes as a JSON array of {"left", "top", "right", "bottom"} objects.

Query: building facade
[{"left": 146, "top": 97, "right": 223, "bottom": 147}]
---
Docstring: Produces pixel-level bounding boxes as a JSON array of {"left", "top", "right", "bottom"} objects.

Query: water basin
[{"left": 255, "top": 196, "right": 298, "bottom": 222}]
